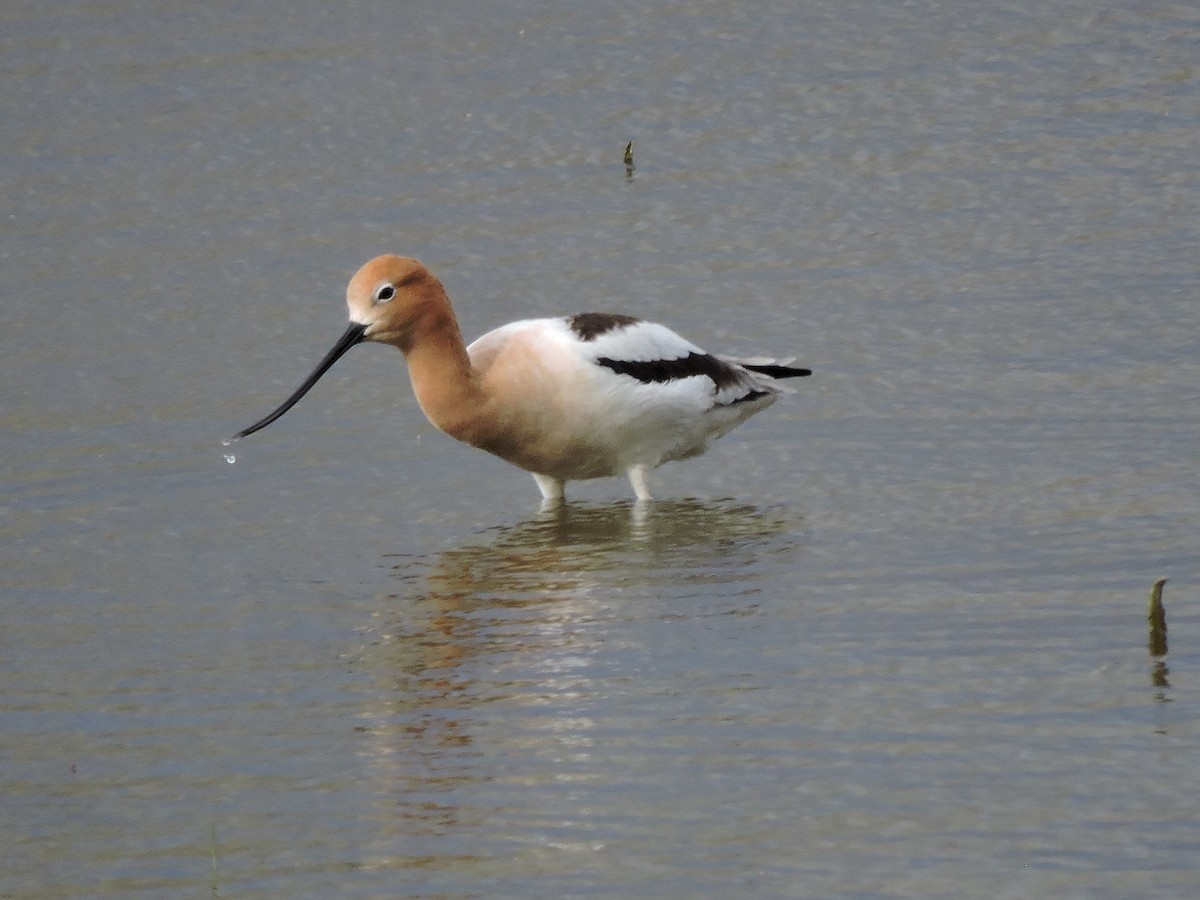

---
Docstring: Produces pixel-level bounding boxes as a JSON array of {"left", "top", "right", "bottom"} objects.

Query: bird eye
[{"left": 375, "top": 284, "right": 395, "bottom": 304}]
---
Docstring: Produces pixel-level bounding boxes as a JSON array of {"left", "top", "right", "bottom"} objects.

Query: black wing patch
[
  {"left": 569, "top": 312, "right": 641, "bottom": 341},
  {"left": 596, "top": 352, "right": 745, "bottom": 390}
]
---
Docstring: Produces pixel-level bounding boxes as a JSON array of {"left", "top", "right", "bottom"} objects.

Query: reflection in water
[
  {"left": 1151, "top": 660, "right": 1170, "bottom": 692},
  {"left": 352, "top": 500, "right": 799, "bottom": 870}
]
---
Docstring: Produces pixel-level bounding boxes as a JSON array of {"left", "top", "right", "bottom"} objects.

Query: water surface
[{"left": 3, "top": 1, "right": 1199, "bottom": 896}]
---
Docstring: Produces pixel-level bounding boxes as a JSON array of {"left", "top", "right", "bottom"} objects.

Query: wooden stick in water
[{"left": 1148, "top": 577, "right": 1168, "bottom": 658}]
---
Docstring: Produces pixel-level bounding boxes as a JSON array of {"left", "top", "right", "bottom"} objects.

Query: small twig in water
[{"left": 1148, "top": 577, "right": 1168, "bottom": 658}]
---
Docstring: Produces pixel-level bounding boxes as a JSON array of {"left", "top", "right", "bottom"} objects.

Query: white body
[{"left": 463, "top": 316, "right": 798, "bottom": 501}]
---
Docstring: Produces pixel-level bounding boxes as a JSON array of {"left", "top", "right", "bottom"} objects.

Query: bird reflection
[{"left": 350, "top": 499, "right": 799, "bottom": 867}]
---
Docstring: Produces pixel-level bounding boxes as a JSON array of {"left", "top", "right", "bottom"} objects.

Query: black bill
[{"left": 227, "top": 321, "right": 367, "bottom": 442}]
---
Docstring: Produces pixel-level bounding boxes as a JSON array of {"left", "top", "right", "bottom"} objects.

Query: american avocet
[{"left": 228, "top": 255, "right": 810, "bottom": 502}]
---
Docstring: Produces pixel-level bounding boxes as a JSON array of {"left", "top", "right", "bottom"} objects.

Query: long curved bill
[{"left": 227, "top": 321, "right": 367, "bottom": 442}]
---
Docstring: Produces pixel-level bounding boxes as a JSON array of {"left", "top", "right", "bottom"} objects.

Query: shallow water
[{"left": 3, "top": 0, "right": 1200, "bottom": 896}]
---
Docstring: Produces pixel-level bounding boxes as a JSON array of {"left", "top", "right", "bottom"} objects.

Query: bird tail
[
  {"left": 716, "top": 355, "right": 811, "bottom": 396},
  {"left": 741, "top": 357, "right": 812, "bottom": 380}
]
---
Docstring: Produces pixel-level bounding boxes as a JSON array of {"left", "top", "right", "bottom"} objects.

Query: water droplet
[
  {"left": 220, "top": 438, "right": 234, "bottom": 447},
  {"left": 224, "top": 453, "right": 236, "bottom": 464}
]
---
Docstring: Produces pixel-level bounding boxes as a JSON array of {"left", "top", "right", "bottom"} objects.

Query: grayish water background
[{"left": 3, "top": 1, "right": 1199, "bottom": 896}]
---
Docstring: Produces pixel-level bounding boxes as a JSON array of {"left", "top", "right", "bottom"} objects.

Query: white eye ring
[{"left": 374, "top": 283, "right": 395, "bottom": 304}]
